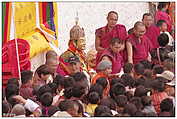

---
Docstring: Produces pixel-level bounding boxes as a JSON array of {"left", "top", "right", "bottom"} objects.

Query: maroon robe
[
  {"left": 155, "top": 10, "right": 172, "bottom": 33},
  {"left": 95, "top": 24, "right": 128, "bottom": 63},
  {"left": 97, "top": 48, "right": 123, "bottom": 74},
  {"left": 127, "top": 33, "right": 151, "bottom": 64},
  {"left": 19, "top": 83, "right": 33, "bottom": 99},
  {"left": 145, "top": 25, "right": 160, "bottom": 49}
]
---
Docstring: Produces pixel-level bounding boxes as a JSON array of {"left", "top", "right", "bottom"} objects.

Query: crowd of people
[{"left": 2, "top": 2, "right": 175, "bottom": 117}]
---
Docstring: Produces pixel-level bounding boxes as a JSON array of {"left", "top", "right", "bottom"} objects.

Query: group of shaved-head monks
[
  {"left": 55, "top": 3, "right": 174, "bottom": 79},
  {"left": 3, "top": 2, "right": 175, "bottom": 117}
]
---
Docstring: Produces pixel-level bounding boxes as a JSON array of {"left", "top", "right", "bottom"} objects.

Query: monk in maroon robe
[
  {"left": 95, "top": 11, "right": 127, "bottom": 64},
  {"left": 145, "top": 24, "right": 160, "bottom": 49},
  {"left": 142, "top": 13, "right": 154, "bottom": 50},
  {"left": 155, "top": 2, "right": 172, "bottom": 33},
  {"left": 97, "top": 38, "right": 124, "bottom": 74},
  {"left": 126, "top": 21, "right": 151, "bottom": 64}
]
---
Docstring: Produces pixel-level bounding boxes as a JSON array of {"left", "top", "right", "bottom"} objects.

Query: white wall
[{"left": 57, "top": 2, "right": 149, "bottom": 54}]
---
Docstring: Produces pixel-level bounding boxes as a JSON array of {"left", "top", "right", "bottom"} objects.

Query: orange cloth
[{"left": 91, "top": 72, "right": 110, "bottom": 98}]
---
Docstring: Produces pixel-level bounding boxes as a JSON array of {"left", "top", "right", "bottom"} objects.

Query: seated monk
[
  {"left": 56, "top": 21, "right": 88, "bottom": 76},
  {"left": 96, "top": 38, "right": 124, "bottom": 75}
]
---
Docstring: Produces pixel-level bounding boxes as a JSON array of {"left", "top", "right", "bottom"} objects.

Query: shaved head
[
  {"left": 46, "top": 50, "right": 58, "bottom": 63},
  {"left": 133, "top": 21, "right": 146, "bottom": 38},
  {"left": 134, "top": 21, "right": 145, "bottom": 30},
  {"left": 46, "top": 50, "right": 57, "bottom": 59}
]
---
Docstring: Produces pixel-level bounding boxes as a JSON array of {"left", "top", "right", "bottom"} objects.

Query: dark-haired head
[
  {"left": 94, "top": 105, "right": 112, "bottom": 117},
  {"left": 37, "top": 84, "right": 52, "bottom": 101},
  {"left": 88, "top": 92, "right": 100, "bottom": 104},
  {"left": 156, "top": 20, "right": 166, "bottom": 27},
  {"left": 134, "top": 85, "right": 148, "bottom": 97},
  {"left": 134, "top": 63, "right": 145, "bottom": 76},
  {"left": 160, "top": 98, "right": 174, "bottom": 113},
  {"left": 63, "top": 76, "right": 75, "bottom": 89},
  {"left": 21, "top": 70, "right": 33, "bottom": 85},
  {"left": 151, "top": 79, "right": 165, "bottom": 92},
  {"left": 140, "top": 60, "right": 153, "bottom": 70},
  {"left": 123, "top": 63, "right": 134, "bottom": 73},
  {"left": 123, "top": 103, "right": 137, "bottom": 116},
  {"left": 72, "top": 83, "right": 88, "bottom": 98},
  {"left": 71, "top": 72, "right": 88, "bottom": 89},
  {"left": 135, "top": 77, "right": 146, "bottom": 87},
  {"left": 5, "top": 84, "right": 19, "bottom": 100},
  {"left": 153, "top": 64, "right": 164, "bottom": 75},
  {"left": 89, "top": 84, "right": 104, "bottom": 99},
  {"left": 158, "top": 33, "right": 169, "bottom": 47},
  {"left": 110, "top": 83, "right": 125, "bottom": 99},
  {"left": 71, "top": 72, "right": 87, "bottom": 82},
  {"left": 53, "top": 74, "right": 64, "bottom": 88},
  {"left": 129, "top": 97, "right": 143, "bottom": 111},
  {"left": 47, "top": 106, "right": 60, "bottom": 117},
  {"left": 47, "top": 82, "right": 58, "bottom": 95},
  {"left": 115, "top": 95, "right": 128, "bottom": 107},
  {"left": 110, "top": 38, "right": 123, "bottom": 46},
  {"left": 96, "top": 77, "right": 108, "bottom": 89},
  {"left": 110, "top": 38, "right": 123, "bottom": 53},
  {"left": 110, "top": 78, "right": 122, "bottom": 88},
  {"left": 64, "top": 87, "right": 73, "bottom": 99},
  {"left": 143, "top": 69, "right": 153, "bottom": 80},
  {"left": 163, "top": 59, "right": 174, "bottom": 72},
  {"left": 35, "top": 64, "right": 53, "bottom": 79},
  {"left": 40, "top": 92, "right": 53, "bottom": 107},
  {"left": 142, "top": 13, "right": 153, "bottom": 20},
  {"left": 58, "top": 100, "right": 79, "bottom": 117},
  {"left": 106, "top": 10, "right": 118, "bottom": 28},
  {"left": 7, "top": 78, "right": 20, "bottom": 87},
  {"left": 107, "top": 11, "right": 118, "bottom": 18},
  {"left": 141, "top": 96, "right": 152, "bottom": 106},
  {"left": 6, "top": 96, "right": 19, "bottom": 108},
  {"left": 121, "top": 73, "right": 135, "bottom": 88},
  {"left": 150, "top": 47, "right": 170, "bottom": 63},
  {"left": 99, "top": 98, "right": 117, "bottom": 110},
  {"left": 115, "top": 95, "right": 128, "bottom": 114},
  {"left": 142, "top": 13, "right": 153, "bottom": 28}
]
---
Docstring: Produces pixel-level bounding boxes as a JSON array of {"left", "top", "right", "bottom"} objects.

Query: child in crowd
[
  {"left": 123, "top": 63, "right": 134, "bottom": 77},
  {"left": 91, "top": 60, "right": 112, "bottom": 97},
  {"left": 99, "top": 97, "right": 118, "bottom": 116},
  {"left": 150, "top": 33, "right": 170, "bottom": 65},
  {"left": 115, "top": 95, "right": 128, "bottom": 114},
  {"left": 150, "top": 79, "right": 169, "bottom": 114},
  {"left": 33, "top": 64, "right": 53, "bottom": 88},
  {"left": 19, "top": 70, "right": 33, "bottom": 99},
  {"left": 85, "top": 92, "right": 100, "bottom": 116},
  {"left": 141, "top": 96, "right": 157, "bottom": 115},
  {"left": 157, "top": 20, "right": 174, "bottom": 47},
  {"left": 94, "top": 105, "right": 112, "bottom": 117},
  {"left": 159, "top": 98, "right": 174, "bottom": 116}
]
